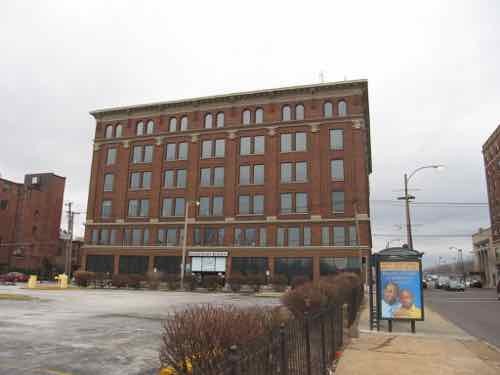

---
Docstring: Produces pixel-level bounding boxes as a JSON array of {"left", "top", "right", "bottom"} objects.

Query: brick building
[
  {"left": 82, "top": 80, "right": 372, "bottom": 282},
  {"left": 481, "top": 125, "right": 500, "bottom": 287},
  {"left": 0, "top": 173, "right": 66, "bottom": 272}
]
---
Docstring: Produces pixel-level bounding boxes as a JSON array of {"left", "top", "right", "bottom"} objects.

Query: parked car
[
  {"left": 0, "top": 272, "right": 29, "bottom": 283},
  {"left": 470, "top": 279, "right": 483, "bottom": 288},
  {"left": 437, "top": 276, "right": 450, "bottom": 289},
  {"left": 446, "top": 279, "right": 465, "bottom": 291},
  {"left": 422, "top": 280, "right": 428, "bottom": 289}
]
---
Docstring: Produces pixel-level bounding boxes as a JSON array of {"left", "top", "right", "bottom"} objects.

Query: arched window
[
  {"left": 115, "top": 124, "right": 123, "bottom": 138},
  {"left": 146, "top": 120, "right": 155, "bottom": 134},
  {"left": 217, "top": 112, "right": 225, "bottom": 128},
  {"left": 338, "top": 100, "right": 347, "bottom": 116},
  {"left": 255, "top": 108, "right": 264, "bottom": 124},
  {"left": 136, "top": 121, "right": 144, "bottom": 136},
  {"left": 169, "top": 118, "right": 177, "bottom": 132},
  {"left": 105, "top": 125, "right": 113, "bottom": 139},
  {"left": 242, "top": 109, "right": 251, "bottom": 125},
  {"left": 282, "top": 105, "right": 291, "bottom": 121},
  {"left": 295, "top": 104, "right": 304, "bottom": 120},
  {"left": 323, "top": 102, "right": 333, "bottom": 118},
  {"left": 204, "top": 113, "right": 213, "bottom": 129},
  {"left": 180, "top": 116, "right": 188, "bottom": 131}
]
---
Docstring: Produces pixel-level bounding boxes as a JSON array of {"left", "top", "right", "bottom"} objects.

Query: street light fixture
[
  {"left": 398, "top": 164, "right": 445, "bottom": 250},
  {"left": 180, "top": 200, "right": 200, "bottom": 290}
]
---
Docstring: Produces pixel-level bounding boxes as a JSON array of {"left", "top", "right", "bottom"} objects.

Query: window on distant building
[
  {"left": 103, "top": 173, "right": 114, "bottom": 192},
  {"left": 330, "top": 129, "right": 344, "bottom": 150},
  {"left": 128, "top": 199, "right": 149, "bottom": 217},
  {"left": 164, "top": 170, "right": 186, "bottom": 189},
  {"left": 338, "top": 100, "right": 347, "bottom": 116},
  {"left": 295, "top": 104, "right": 304, "bottom": 120},
  {"left": 130, "top": 171, "right": 152, "bottom": 190},
  {"left": 165, "top": 142, "right": 188, "bottom": 161},
  {"left": 101, "top": 200, "right": 112, "bottom": 218},
  {"left": 199, "top": 196, "right": 224, "bottom": 217},
  {"left": 324, "top": 101, "right": 333, "bottom": 118},
  {"left": 282, "top": 105, "right": 291, "bottom": 121},
  {"left": 136, "top": 121, "right": 144, "bottom": 136},
  {"left": 234, "top": 227, "right": 267, "bottom": 246},
  {"left": 161, "top": 197, "right": 186, "bottom": 217},
  {"left": 242, "top": 109, "right": 251, "bottom": 125},
  {"left": 280, "top": 192, "right": 308, "bottom": 214},
  {"left": 105, "top": 125, "right": 113, "bottom": 139},
  {"left": 193, "top": 227, "right": 225, "bottom": 246},
  {"left": 276, "top": 226, "right": 311, "bottom": 246},
  {"left": 169, "top": 118, "right": 177, "bottom": 132},
  {"left": 280, "top": 132, "right": 307, "bottom": 152},
  {"left": 332, "top": 191, "right": 345, "bottom": 213},
  {"left": 280, "top": 161, "right": 307, "bottom": 183},
  {"left": 216, "top": 112, "right": 225, "bottom": 128},
  {"left": 200, "top": 167, "right": 224, "bottom": 187},
  {"left": 115, "top": 124, "right": 123, "bottom": 137},
  {"left": 331, "top": 160, "right": 344, "bottom": 181},
  {"left": 239, "top": 164, "right": 264, "bottom": 185},
  {"left": 204, "top": 113, "right": 213, "bottom": 129},
  {"left": 146, "top": 120, "right": 155, "bottom": 134},
  {"left": 180, "top": 116, "right": 188, "bottom": 131},
  {"left": 238, "top": 194, "right": 264, "bottom": 215},
  {"left": 132, "top": 145, "right": 154, "bottom": 163},
  {"left": 124, "top": 228, "right": 149, "bottom": 246},
  {"left": 158, "top": 227, "right": 184, "bottom": 246},
  {"left": 106, "top": 148, "right": 117, "bottom": 165},
  {"left": 255, "top": 108, "right": 264, "bottom": 124},
  {"left": 201, "top": 139, "right": 225, "bottom": 159},
  {"left": 240, "top": 136, "right": 265, "bottom": 155}
]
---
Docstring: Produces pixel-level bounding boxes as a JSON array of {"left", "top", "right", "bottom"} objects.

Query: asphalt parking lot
[{"left": 0, "top": 285, "right": 280, "bottom": 375}]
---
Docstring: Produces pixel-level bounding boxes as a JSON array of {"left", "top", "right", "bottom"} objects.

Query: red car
[{"left": 0, "top": 272, "right": 29, "bottom": 283}]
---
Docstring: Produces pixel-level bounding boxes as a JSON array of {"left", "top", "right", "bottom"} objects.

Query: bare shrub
[
  {"left": 147, "top": 271, "right": 163, "bottom": 290},
  {"left": 246, "top": 273, "right": 266, "bottom": 292},
  {"left": 227, "top": 273, "right": 245, "bottom": 292},
  {"left": 163, "top": 274, "right": 180, "bottom": 290},
  {"left": 160, "top": 305, "right": 286, "bottom": 373},
  {"left": 74, "top": 271, "right": 94, "bottom": 287},
  {"left": 202, "top": 275, "right": 220, "bottom": 291},
  {"left": 112, "top": 274, "right": 129, "bottom": 288},
  {"left": 128, "top": 274, "right": 145, "bottom": 289},
  {"left": 291, "top": 275, "right": 309, "bottom": 289},
  {"left": 270, "top": 274, "right": 288, "bottom": 292}
]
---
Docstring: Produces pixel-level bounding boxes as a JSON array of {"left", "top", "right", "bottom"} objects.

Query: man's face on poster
[
  {"left": 383, "top": 283, "right": 398, "bottom": 305},
  {"left": 399, "top": 290, "right": 413, "bottom": 308}
]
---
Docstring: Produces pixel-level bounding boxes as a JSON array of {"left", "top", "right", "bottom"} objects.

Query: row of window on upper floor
[
  {"left": 102, "top": 159, "right": 345, "bottom": 193},
  {"left": 99, "top": 191, "right": 346, "bottom": 219},
  {"left": 89, "top": 223, "right": 357, "bottom": 247},
  {"left": 103, "top": 129, "right": 344, "bottom": 166},
  {"left": 103, "top": 100, "right": 349, "bottom": 139}
]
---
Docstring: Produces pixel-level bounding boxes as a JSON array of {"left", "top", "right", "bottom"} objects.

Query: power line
[
  {"left": 373, "top": 233, "right": 473, "bottom": 238},
  {"left": 370, "top": 200, "right": 488, "bottom": 207}
]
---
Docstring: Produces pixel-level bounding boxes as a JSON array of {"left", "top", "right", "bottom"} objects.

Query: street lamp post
[
  {"left": 180, "top": 200, "right": 199, "bottom": 290},
  {"left": 398, "top": 165, "right": 444, "bottom": 250}
]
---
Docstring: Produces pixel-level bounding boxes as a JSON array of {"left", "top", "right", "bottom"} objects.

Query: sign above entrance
[{"left": 189, "top": 251, "right": 228, "bottom": 257}]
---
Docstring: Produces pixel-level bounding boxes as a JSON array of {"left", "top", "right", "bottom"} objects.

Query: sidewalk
[{"left": 335, "top": 305, "right": 500, "bottom": 375}]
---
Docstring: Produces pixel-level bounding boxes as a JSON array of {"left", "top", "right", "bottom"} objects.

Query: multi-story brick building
[
  {"left": 0, "top": 173, "right": 66, "bottom": 272},
  {"left": 82, "top": 80, "right": 372, "bottom": 282},
  {"left": 481, "top": 125, "right": 500, "bottom": 287}
]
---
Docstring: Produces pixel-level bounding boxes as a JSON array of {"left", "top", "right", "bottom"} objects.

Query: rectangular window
[
  {"left": 254, "top": 164, "right": 264, "bottom": 184},
  {"left": 144, "top": 145, "right": 154, "bottom": 163},
  {"left": 166, "top": 143, "right": 188, "bottom": 161},
  {"left": 213, "top": 196, "right": 224, "bottom": 216},
  {"left": 200, "top": 168, "right": 211, "bottom": 186},
  {"left": 253, "top": 194, "right": 264, "bottom": 215},
  {"left": 296, "top": 193, "right": 308, "bottom": 213},
  {"left": 132, "top": 146, "right": 142, "bottom": 163},
  {"left": 92, "top": 229, "right": 99, "bottom": 244},
  {"left": 303, "top": 226, "right": 311, "bottom": 246},
  {"left": 103, "top": 174, "right": 114, "bottom": 192},
  {"left": 128, "top": 199, "right": 139, "bottom": 217},
  {"left": 194, "top": 227, "right": 224, "bottom": 246},
  {"left": 162, "top": 198, "right": 173, "bottom": 217},
  {"left": 178, "top": 142, "right": 188, "bottom": 160},
  {"left": 213, "top": 167, "right": 224, "bottom": 186},
  {"left": 142, "top": 171, "right": 152, "bottom": 189},
  {"left": 259, "top": 228, "right": 267, "bottom": 246},
  {"left": 131, "top": 172, "right": 151, "bottom": 189},
  {"left": 281, "top": 163, "right": 292, "bottom": 183},
  {"left": 106, "top": 148, "right": 117, "bottom": 165},
  {"left": 288, "top": 227, "right": 300, "bottom": 247},
  {"left": 199, "top": 197, "right": 210, "bottom": 216},
  {"left": 176, "top": 169, "right": 187, "bottom": 188},
  {"left": 234, "top": 228, "right": 267, "bottom": 248},
  {"left": 202, "top": 140, "right": 212, "bottom": 159},
  {"left": 280, "top": 132, "right": 307, "bottom": 152},
  {"left": 333, "top": 226, "right": 346, "bottom": 246},
  {"left": 280, "top": 162, "right": 307, "bottom": 183},
  {"left": 101, "top": 200, "right": 112, "bottom": 218},
  {"left": 161, "top": 198, "right": 185, "bottom": 217},
  {"left": 349, "top": 225, "right": 357, "bottom": 246},
  {"left": 277, "top": 228, "right": 285, "bottom": 246},
  {"left": 330, "top": 129, "right": 344, "bottom": 150},
  {"left": 322, "top": 226, "right": 330, "bottom": 245},
  {"left": 332, "top": 191, "right": 345, "bottom": 213},
  {"left": 100, "top": 229, "right": 109, "bottom": 244},
  {"left": 277, "top": 227, "right": 310, "bottom": 246},
  {"left": 202, "top": 140, "right": 225, "bottom": 159},
  {"left": 239, "top": 195, "right": 250, "bottom": 215},
  {"left": 174, "top": 198, "right": 185, "bottom": 217},
  {"left": 215, "top": 139, "right": 225, "bottom": 158},
  {"left": 132, "top": 145, "right": 154, "bottom": 163},
  {"left": 296, "top": 162, "right": 308, "bottom": 182},
  {"left": 166, "top": 144, "right": 176, "bottom": 161},
  {"left": 280, "top": 193, "right": 292, "bottom": 214},
  {"left": 240, "top": 136, "right": 265, "bottom": 155},
  {"left": 164, "top": 170, "right": 175, "bottom": 188},
  {"left": 239, "top": 166, "right": 251, "bottom": 185},
  {"left": 139, "top": 199, "right": 149, "bottom": 217},
  {"left": 331, "top": 160, "right": 344, "bottom": 181}
]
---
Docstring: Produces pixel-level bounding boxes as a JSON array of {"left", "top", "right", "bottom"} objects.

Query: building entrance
[{"left": 189, "top": 251, "right": 227, "bottom": 278}]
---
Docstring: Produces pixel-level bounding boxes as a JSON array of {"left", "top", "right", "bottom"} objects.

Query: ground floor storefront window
[
  {"left": 86, "top": 255, "right": 114, "bottom": 273},
  {"left": 154, "top": 256, "right": 181, "bottom": 274},
  {"left": 119, "top": 255, "right": 148, "bottom": 274},
  {"left": 231, "top": 257, "right": 268, "bottom": 275},
  {"left": 320, "top": 256, "right": 361, "bottom": 276},
  {"left": 275, "top": 257, "right": 313, "bottom": 283}
]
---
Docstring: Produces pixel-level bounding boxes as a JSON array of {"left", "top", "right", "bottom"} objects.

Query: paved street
[
  {"left": 425, "top": 288, "right": 500, "bottom": 348},
  {"left": 0, "top": 285, "right": 279, "bottom": 375}
]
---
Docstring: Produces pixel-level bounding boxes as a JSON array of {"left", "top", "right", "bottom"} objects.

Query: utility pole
[{"left": 64, "top": 202, "right": 80, "bottom": 277}]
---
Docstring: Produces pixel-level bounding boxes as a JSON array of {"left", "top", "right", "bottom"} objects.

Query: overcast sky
[{"left": 1, "top": 1, "right": 499, "bottom": 267}]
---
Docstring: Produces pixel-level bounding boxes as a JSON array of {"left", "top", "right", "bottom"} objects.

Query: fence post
[
  {"left": 229, "top": 345, "right": 240, "bottom": 375},
  {"left": 280, "top": 322, "right": 288, "bottom": 375},
  {"left": 304, "top": 299, "right": 312, "bottom": 375},
  {"left": 339, "top": 305, "right": 344, "bottom": 348},
  {"left": 331, "top": 306, "right": 337, "bottom": 355},
  {"left": 320, "top": 313, "right": 327, "bottom": 375}
]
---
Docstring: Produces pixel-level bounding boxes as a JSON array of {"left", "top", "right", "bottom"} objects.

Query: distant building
[
  {"left": 481, "top": 125, "right": 500, "bottom": 286},
  {"left": 82, "top": 80, "right": 372, "bottom": 282},
  {"left": 55, "top": 234, "right": 84, "bottom": 274},
  {"left": 0, "top": 173, "right": 66, "bottom": 272},
  {"left": 471, "top": 227, "right": 496, "bottom": 287}
]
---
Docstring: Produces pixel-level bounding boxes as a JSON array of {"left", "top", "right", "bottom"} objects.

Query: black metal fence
[{"left": 187, "top": 304, "right": 345, "bottom": 375}]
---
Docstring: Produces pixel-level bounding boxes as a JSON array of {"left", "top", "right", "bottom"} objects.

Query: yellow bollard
[
  {"left": 59, "top": 274, "right": 68, "bottom": 289},
  {"left": 28, "top": 275, "right": 38, "bottom": 289}
]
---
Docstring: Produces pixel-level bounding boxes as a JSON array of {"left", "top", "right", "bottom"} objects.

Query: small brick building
[
  {"left": 82, "top": 80, "right": 372, "bottom": 282},
  {"left": 0, "top": 173, "right": 66, "bottom": 272}
]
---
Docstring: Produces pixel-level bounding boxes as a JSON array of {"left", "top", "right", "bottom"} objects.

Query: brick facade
[
  {"left": 82, "top": 80, "right": 372, "bottom": 282},
  {"left": 0, "top": 173, "right": 66, "bottom": 271}
]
